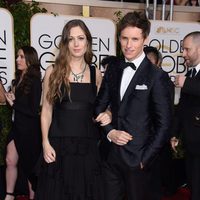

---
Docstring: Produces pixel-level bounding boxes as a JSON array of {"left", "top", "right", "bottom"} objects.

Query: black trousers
[
  {"left": 102, "top": 150, "right": 162, "bottom": 200},
  {"left": 185, "top": 152, "right": 200, "bottom": 200}
]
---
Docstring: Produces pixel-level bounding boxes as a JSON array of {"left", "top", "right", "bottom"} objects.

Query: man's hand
[
  {"left": 175, "top": 75, "right": 186, "bottom": 88},
  {"left": 107, "top": 129, "right": 133, "bottom": 145},
  {"left": 170, "top": 137, "right": 179, "bottom": 153}
]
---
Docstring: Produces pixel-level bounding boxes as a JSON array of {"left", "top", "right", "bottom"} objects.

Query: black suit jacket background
[{"left": 173, "top": 70, "right": 200, "bottom": 154}]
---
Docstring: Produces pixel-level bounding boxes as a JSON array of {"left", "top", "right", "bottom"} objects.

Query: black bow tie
[{"left": 123, "top": 62, "right": 136, "bottom": 70}]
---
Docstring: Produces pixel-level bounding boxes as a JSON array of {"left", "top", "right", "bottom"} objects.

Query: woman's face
[
  {"left": 16, "top": 49, "right": 28, "bottom": 72},
  {"left": 68, "top": 26, "right": 88, "bottom": 59}
]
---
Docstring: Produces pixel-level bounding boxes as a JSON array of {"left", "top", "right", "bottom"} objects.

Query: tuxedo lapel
[
  {"left": 186, "top": 68, "right": 200, "bottom": 78},
  {"left": 120, "top": 58, "right": 149, "bottom": 104},
  {"left": 117, "top": 59, "right": 127, "bottom": 106},
  {"left": 185, "top": 69, "right": 192, "bottom": 77}
]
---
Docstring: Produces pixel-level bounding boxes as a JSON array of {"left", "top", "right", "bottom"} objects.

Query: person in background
[
  {"left": 143, "top": 46, "right": 162, "bottom": 67},
  {"left": 95, "top": 11, "right": 173, "bottom": 200},
  {"left": 143, "top": 45, "right": 174, "bottom": 101},
  {"left": 171, "top": 31, "right": 200, "bottom": 200},
  {"left": 144, "top": 45, "right": 177, "bottom": 196},
  {"left": 35, "top": 19, "right": 110, "bottom": 200},
  {"left": 4, "top": 46, "right": 42, "bottom": 200},
  {"left": 175, "top": 0, "right": 199, "bottom": 5},
  {"left": 0, "top": 79, "right": 12, "bottom": 200},
  {"left": 186, "top": 0, "right": 199, "bottom": 6},
  {"left": 0, "top": 79, "right": 6, "bottom": 197}
]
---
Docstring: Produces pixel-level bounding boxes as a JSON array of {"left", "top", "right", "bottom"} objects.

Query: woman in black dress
[
  {"left": 35, "top": 19, "right": 110, "bottom": 200},
  {"left": 4, "top": 46, "right": 42, "bottom": 200}
]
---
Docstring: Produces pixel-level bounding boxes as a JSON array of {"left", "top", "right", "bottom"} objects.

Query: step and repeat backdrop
[
  {"left": 1, "top": 8, "right": 200, "bottom": 103},
  {"left": 0, "top": 8, "right": 15, "bottom": 91},
  {"left": 148, "top": 20, "right": 200, "bottom": 103},
  {"left": 30, "top": 13, "right": 116, "bottom": 77}
]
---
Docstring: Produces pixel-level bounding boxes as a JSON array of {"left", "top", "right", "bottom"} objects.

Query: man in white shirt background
[{"left": 171, "top": 31, "right": 200, "bottom": 200}]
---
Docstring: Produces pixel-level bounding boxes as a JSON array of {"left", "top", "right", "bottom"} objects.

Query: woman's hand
[
  {"left": 4, "top": 91, "right": 15, "bottom": 106},
  {"left": 95, "top": 110, "right": 112, "bottom": 126},
  {"left": 43, "top": 141, "right": 56, "bottom": 163}
]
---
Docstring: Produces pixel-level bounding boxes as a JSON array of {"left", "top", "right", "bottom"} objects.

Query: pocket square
[{"left": 135, "top": 84, "right": 148, "bottom": 90}]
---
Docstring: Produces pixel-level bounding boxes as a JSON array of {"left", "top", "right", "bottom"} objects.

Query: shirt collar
[
  {"left": 125, "top": 52, "right": 145, "bottom": 70},
  {"left": 189, "top": 63, "right": 200, "bottom": 74},
  {"left": 195, "top": 63, "right": 200, "bottom": 74}
]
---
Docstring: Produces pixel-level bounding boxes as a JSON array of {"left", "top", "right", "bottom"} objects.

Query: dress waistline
[{"left": 55, "top": 102, "right": 93, "bottom": 111}]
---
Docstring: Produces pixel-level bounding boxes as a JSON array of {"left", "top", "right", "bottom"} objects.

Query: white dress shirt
[
  {"left": 188, "top": 63, "right": 200, "bottom": 77},
  {"left": 120, "top": 52, "right": 145, "bottom": 100},
  {"left": 194, "top": 63, "right": 200, "bottom": 76}
]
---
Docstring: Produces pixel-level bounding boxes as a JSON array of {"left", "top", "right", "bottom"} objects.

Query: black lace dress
[{"left": 35, "top": 66, "right": 103, "bottom": 200}]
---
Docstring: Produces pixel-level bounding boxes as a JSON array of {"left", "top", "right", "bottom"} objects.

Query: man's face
[
  {"left": 182, "top": 36, "right": 200, "bottom": 68},
  {"left": 119, "top": 26, "right": 146, "bottom": 61}
]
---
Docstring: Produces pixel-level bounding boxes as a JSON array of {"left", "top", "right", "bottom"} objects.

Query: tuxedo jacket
[
  {"left": 173, "top": 69, "right": 200, "bottom": 155},
  {"left": 95, "top": 56, "right": 173, "bottom": 168}
]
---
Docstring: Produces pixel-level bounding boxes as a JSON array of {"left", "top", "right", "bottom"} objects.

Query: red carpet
[
  {"left": 15, "top": 187, "right": 191, "bottom": 200},
  {"left": 162, "top": 187, "right": 191, "bottom": 200}
]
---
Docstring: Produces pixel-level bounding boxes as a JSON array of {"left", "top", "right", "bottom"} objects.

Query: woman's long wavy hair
[
  {"left": 47, "top": 19, "right": 93, "bottom": 104},
  {"left": 14, "top": 46, "right": 41, "bottom": 94}
]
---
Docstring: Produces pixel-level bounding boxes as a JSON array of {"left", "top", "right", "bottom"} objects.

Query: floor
[
  {"left": 162, "top": 187, "right": 190, "bottom": 200},
  {"left": 15, "top": 187, "right": 191, "bottom": 200}
]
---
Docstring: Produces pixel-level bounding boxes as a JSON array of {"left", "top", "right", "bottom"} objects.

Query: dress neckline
[{"left": 70, "top": 82, "right": 90, "bottom": 85}]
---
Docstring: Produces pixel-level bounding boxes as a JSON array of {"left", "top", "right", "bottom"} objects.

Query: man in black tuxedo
[
  {"left": 171, "top": 31, "right": 200, "bottom": 200},
  {"left": 95, "top": 11, "right": 172, "bottom": 200}
]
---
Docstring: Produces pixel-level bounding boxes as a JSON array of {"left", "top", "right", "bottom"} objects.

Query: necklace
[{"left": 71, "top": 63, "right": 87, "bottom": 82}]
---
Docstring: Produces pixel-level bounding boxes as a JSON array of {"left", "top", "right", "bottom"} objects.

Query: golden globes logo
[{"left": 156, "top": 26, "right": 180, "bottom": 34}]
